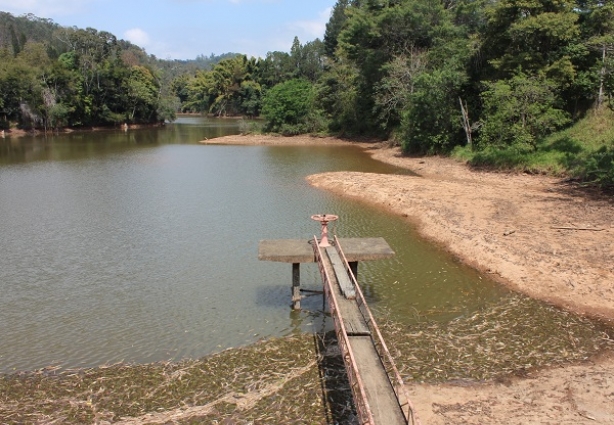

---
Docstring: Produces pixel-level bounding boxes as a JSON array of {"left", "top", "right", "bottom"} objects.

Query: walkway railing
[
  {"left": 335, "top": 236, "right": 419, "bottom": 425},
  {"left": 312, "top": 235, "right": 420, "bottom": 425},
  {"left": 313, "top": 235, "right": 376, "bottom": 424}
]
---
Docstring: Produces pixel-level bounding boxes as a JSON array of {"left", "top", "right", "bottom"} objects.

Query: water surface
[{"left": 0, "top": 116, "right": 507, "bottom": 372}]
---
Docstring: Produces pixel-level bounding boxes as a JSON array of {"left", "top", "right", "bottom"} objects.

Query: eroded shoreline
[
  {"left": 204, "top": 135, "right": 614, "bottom": 423},
  {"left": 308, "top": 147, "right": 614, "bottom": 323},
  {"left": 2, "top": 134, "right": 613, "bottom": 424}
]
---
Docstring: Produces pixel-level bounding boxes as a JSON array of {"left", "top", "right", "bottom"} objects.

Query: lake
[{"left": 0, "top": 116, "right": 508, "bottom": 372}]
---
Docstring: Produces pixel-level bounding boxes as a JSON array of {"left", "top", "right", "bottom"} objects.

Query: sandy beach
[{"left": 208, "top": 134, "right": 614, "bottom": 424}]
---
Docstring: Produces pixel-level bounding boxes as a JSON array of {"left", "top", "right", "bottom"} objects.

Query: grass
[{"left": 452, "top": 108, "right": 614, "bottom": 187}]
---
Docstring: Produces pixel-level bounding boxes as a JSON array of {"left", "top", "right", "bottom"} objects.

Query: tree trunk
[
  {"left": 597, "top": 44, "right": 606, "bottom": 109},
  {"left": 459, "top": 97, "right": 472, "bottom": 148}
]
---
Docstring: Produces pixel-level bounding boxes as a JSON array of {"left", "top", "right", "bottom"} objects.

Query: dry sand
[
  {"left": 205, "top": 135, "right": 614, "bottom": 424},
  {"left": 199, "top": 133, "right": 352, "bottom": 145}
]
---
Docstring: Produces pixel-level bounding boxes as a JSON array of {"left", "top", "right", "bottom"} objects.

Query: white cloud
[
  {"left": 288, "top": 6, "right": 331, "bottom": 39},
  {"left": 124, "top": 28, "right": 151, "bottom": 47},
  {"left": 0, "top": 0, "right": 91, "bottom": 17}
]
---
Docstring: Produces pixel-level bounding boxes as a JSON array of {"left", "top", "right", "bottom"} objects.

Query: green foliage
[
  {"left": 261, "top": 79, "right": 323, "bottom": 135},
  {"left": 580, "top": 145, "right": 614, "bottom": 187},
  {"left": 483, "top": 0, "right": 580, "bottom": 76},
  {"left": 401, "top": 65, "right": 467, "bottom": 154},
  {"left": 453, "top": 108, "right": 614, "bottom": 188},
  {"left": 0, "top": 12, "right": 177, "bottom": 129},
  {"left": 316, "top": 63, "right": 362, "bottom": 134},
  {"left": 181, "top": 55, "right": 262, "bottom": 116},
  {"left": 324, "top": 0, "right": 349, "bottom": 58},
  {"left": 478, "top": 73, "right": 570, "bottom": 150}
]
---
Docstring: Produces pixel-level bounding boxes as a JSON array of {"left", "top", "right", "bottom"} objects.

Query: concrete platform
[{"left": 258, "top": 237, "right": 395, "bottom": 263}]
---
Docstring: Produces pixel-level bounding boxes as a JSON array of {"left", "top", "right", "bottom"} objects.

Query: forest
[
  {"left": 0, "top": 11, "right": 235, "bottom": 131},
  {"left": 1, "top": 1, "right": 614, "bottom": 186}
]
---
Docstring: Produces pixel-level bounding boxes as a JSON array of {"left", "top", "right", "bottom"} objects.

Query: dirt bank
[
  {"left": 306, "top": 145, "right": 614, "bottom": 425},
  {"left": 309, "top": 147, "right": 614, "bottom": 322},
  {"left": 199, "top": 133, "right": 354, "bottom": 145}
]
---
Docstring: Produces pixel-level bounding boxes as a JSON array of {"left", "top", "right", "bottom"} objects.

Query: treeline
[
  {"left": 177, "top": 1, "right": 613, "bottom": 145},
  {"left": 173, "top": 37, "right": 326, "bottom": 130},
  {"left": 0, "top": 12, "right": 237, "bottom": 131},
  {"left": 174, "top": 0, "right": 614, "bottom": 185},
  {"left": 3, "top": 3, "right": 614, "bottom": 186}
]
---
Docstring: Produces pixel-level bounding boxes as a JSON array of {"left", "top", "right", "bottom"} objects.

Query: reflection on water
[
  {"left": 0, "top": 116, "right": 243, "bottom": 165},
  {"left": 0, "top": 116, "right": 565, "bottom": 373}
]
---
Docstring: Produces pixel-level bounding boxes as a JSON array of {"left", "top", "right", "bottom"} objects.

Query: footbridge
[{"left": 259, "top": 215, "right": 420, "bottom": 425}]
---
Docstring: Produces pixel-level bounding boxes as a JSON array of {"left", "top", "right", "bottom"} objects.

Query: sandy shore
[
  {"left": 203, "top": 134, "right": 614, "bottom": 424},
  {"left": 305, "top": 144, "right": 614, "bottom": 425},
  {"left": 309, "top": 147, "right": 614, "bottom": 322},
  {"left": 198, "top": 133, "right": 356, "bottom": 145}
]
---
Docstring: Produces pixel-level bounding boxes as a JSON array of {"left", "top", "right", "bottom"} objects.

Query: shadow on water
[{"left": 313, "top": 330, "right": 358, "bottom": 425}]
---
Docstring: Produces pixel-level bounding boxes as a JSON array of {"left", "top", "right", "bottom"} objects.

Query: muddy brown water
[{"left": 0, "top": 116, "right": 604, "bottom": 374}]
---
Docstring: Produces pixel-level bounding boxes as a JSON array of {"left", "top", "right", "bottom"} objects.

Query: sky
[{"left": 0, "top": 0, "right": 336, "bottom": 60}]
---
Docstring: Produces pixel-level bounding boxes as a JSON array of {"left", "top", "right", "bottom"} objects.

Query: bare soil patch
[
  {"left": 307, "top": 144, "right": 614, "bottom": 425},
  {"left": 199, "top": 134, "right": 354, "bottom": 145}
]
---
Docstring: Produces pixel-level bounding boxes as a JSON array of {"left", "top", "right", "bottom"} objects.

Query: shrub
[{"left": 261, "top": 79, "right": 321, "bottom": 134}]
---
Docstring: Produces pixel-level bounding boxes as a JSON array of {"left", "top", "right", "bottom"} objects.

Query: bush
[
  {"left": 477, "top": 73, "right": 570, "bottom": 151},
  {"left": 400, "top": 67, "right": 466, "bottom": 154},
  {"left": 261, "top": 79, "right": 324, "bottom": 135},
  {"left": 578, "top": 145, "right": 614, "bottom": 188}
]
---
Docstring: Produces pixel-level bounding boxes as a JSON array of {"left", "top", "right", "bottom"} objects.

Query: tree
[
  {"left": 336, "top": 0, "right": 459, "bottom": 134},
  {"left": 209, "top": 55, "right": 252, "bottom": 116},
  {"left": 401, "top": 64, "right": 467, "bottom": 154},
  {"left": 324, "top": 0, "right": 349, "bottom": 58},
  {"left": 374, "top": 49, "right": 427, "bottom": 130},
  {"left": 183, "top": 70, "right": 214, "bottom": 113},
  {"left": 124, "top": 65, "right": 158, "bottom": 122},
  {"left": 289, "top": 37, "right": 326, "bottom": 82},
  {"left": 478, "top": 72, "right": 570, "bottom": 150},
  {"left": 261, "top": 79, "right": 319, "bottom": 135},
  {"left": 316, "top": 62, "right": 361, "bottom": 134},
  {"left": 581, "top": 1, "right": 614, "bottom": 108},
  {"left": 482, "top": 0, "right": 580, "bottom": 83},
  {"left": 255, "top": 51, "right": 294, "bottom": 88}
]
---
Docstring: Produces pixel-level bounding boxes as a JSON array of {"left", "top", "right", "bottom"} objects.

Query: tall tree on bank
[
  {"left": 323, "top": 0, "right": 350, "bottom": 58},
  {"left": 580, "top": 0, "right": 614, "bottom": 109}
]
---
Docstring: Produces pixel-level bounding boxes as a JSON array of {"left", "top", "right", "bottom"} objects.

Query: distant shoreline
[
  {"left": 1, "top": 122, "right": 165, "bottom": 139},
  {"left": 198, "top": 133, "right": 358, "bottom": 146}
]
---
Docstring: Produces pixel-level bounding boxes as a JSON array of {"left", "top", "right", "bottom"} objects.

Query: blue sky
[{"left": 0, "top": 0, "right": 336, "bottom": 59}]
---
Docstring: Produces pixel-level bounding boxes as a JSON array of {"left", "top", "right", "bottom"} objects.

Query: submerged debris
[
  {"left": 0, "top": 334, "right": 352, "bottom": 425},
  {"left": 381, "top": 294, "right": 613, "bottom": 382},
  {"left": 2, "top": 295, "right": 612, "bottom": 424}
]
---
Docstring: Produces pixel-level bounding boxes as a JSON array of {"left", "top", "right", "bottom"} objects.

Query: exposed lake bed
[{"left": 1, "top": 123, "right": 613, "bottom": 424}]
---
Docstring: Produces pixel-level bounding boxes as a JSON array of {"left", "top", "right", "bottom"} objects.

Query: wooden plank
[
  {"left": 325, "top": 246, "right": 356, "bottom": 299},
  {"left": 321, "top": 254, "right": 369, "bottom": 335},
  {"left": 349, "top": 336, "right": 407, "bottom": 425}
]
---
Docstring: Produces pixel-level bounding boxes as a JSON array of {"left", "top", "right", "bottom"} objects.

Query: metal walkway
[{"left": 313, "top": 235, "right": 420, "bottom": 425}]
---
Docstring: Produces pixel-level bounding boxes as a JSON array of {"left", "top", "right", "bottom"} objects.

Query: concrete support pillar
[{"left": 292, "top": 263, "right": 301, "bottom": 310}]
